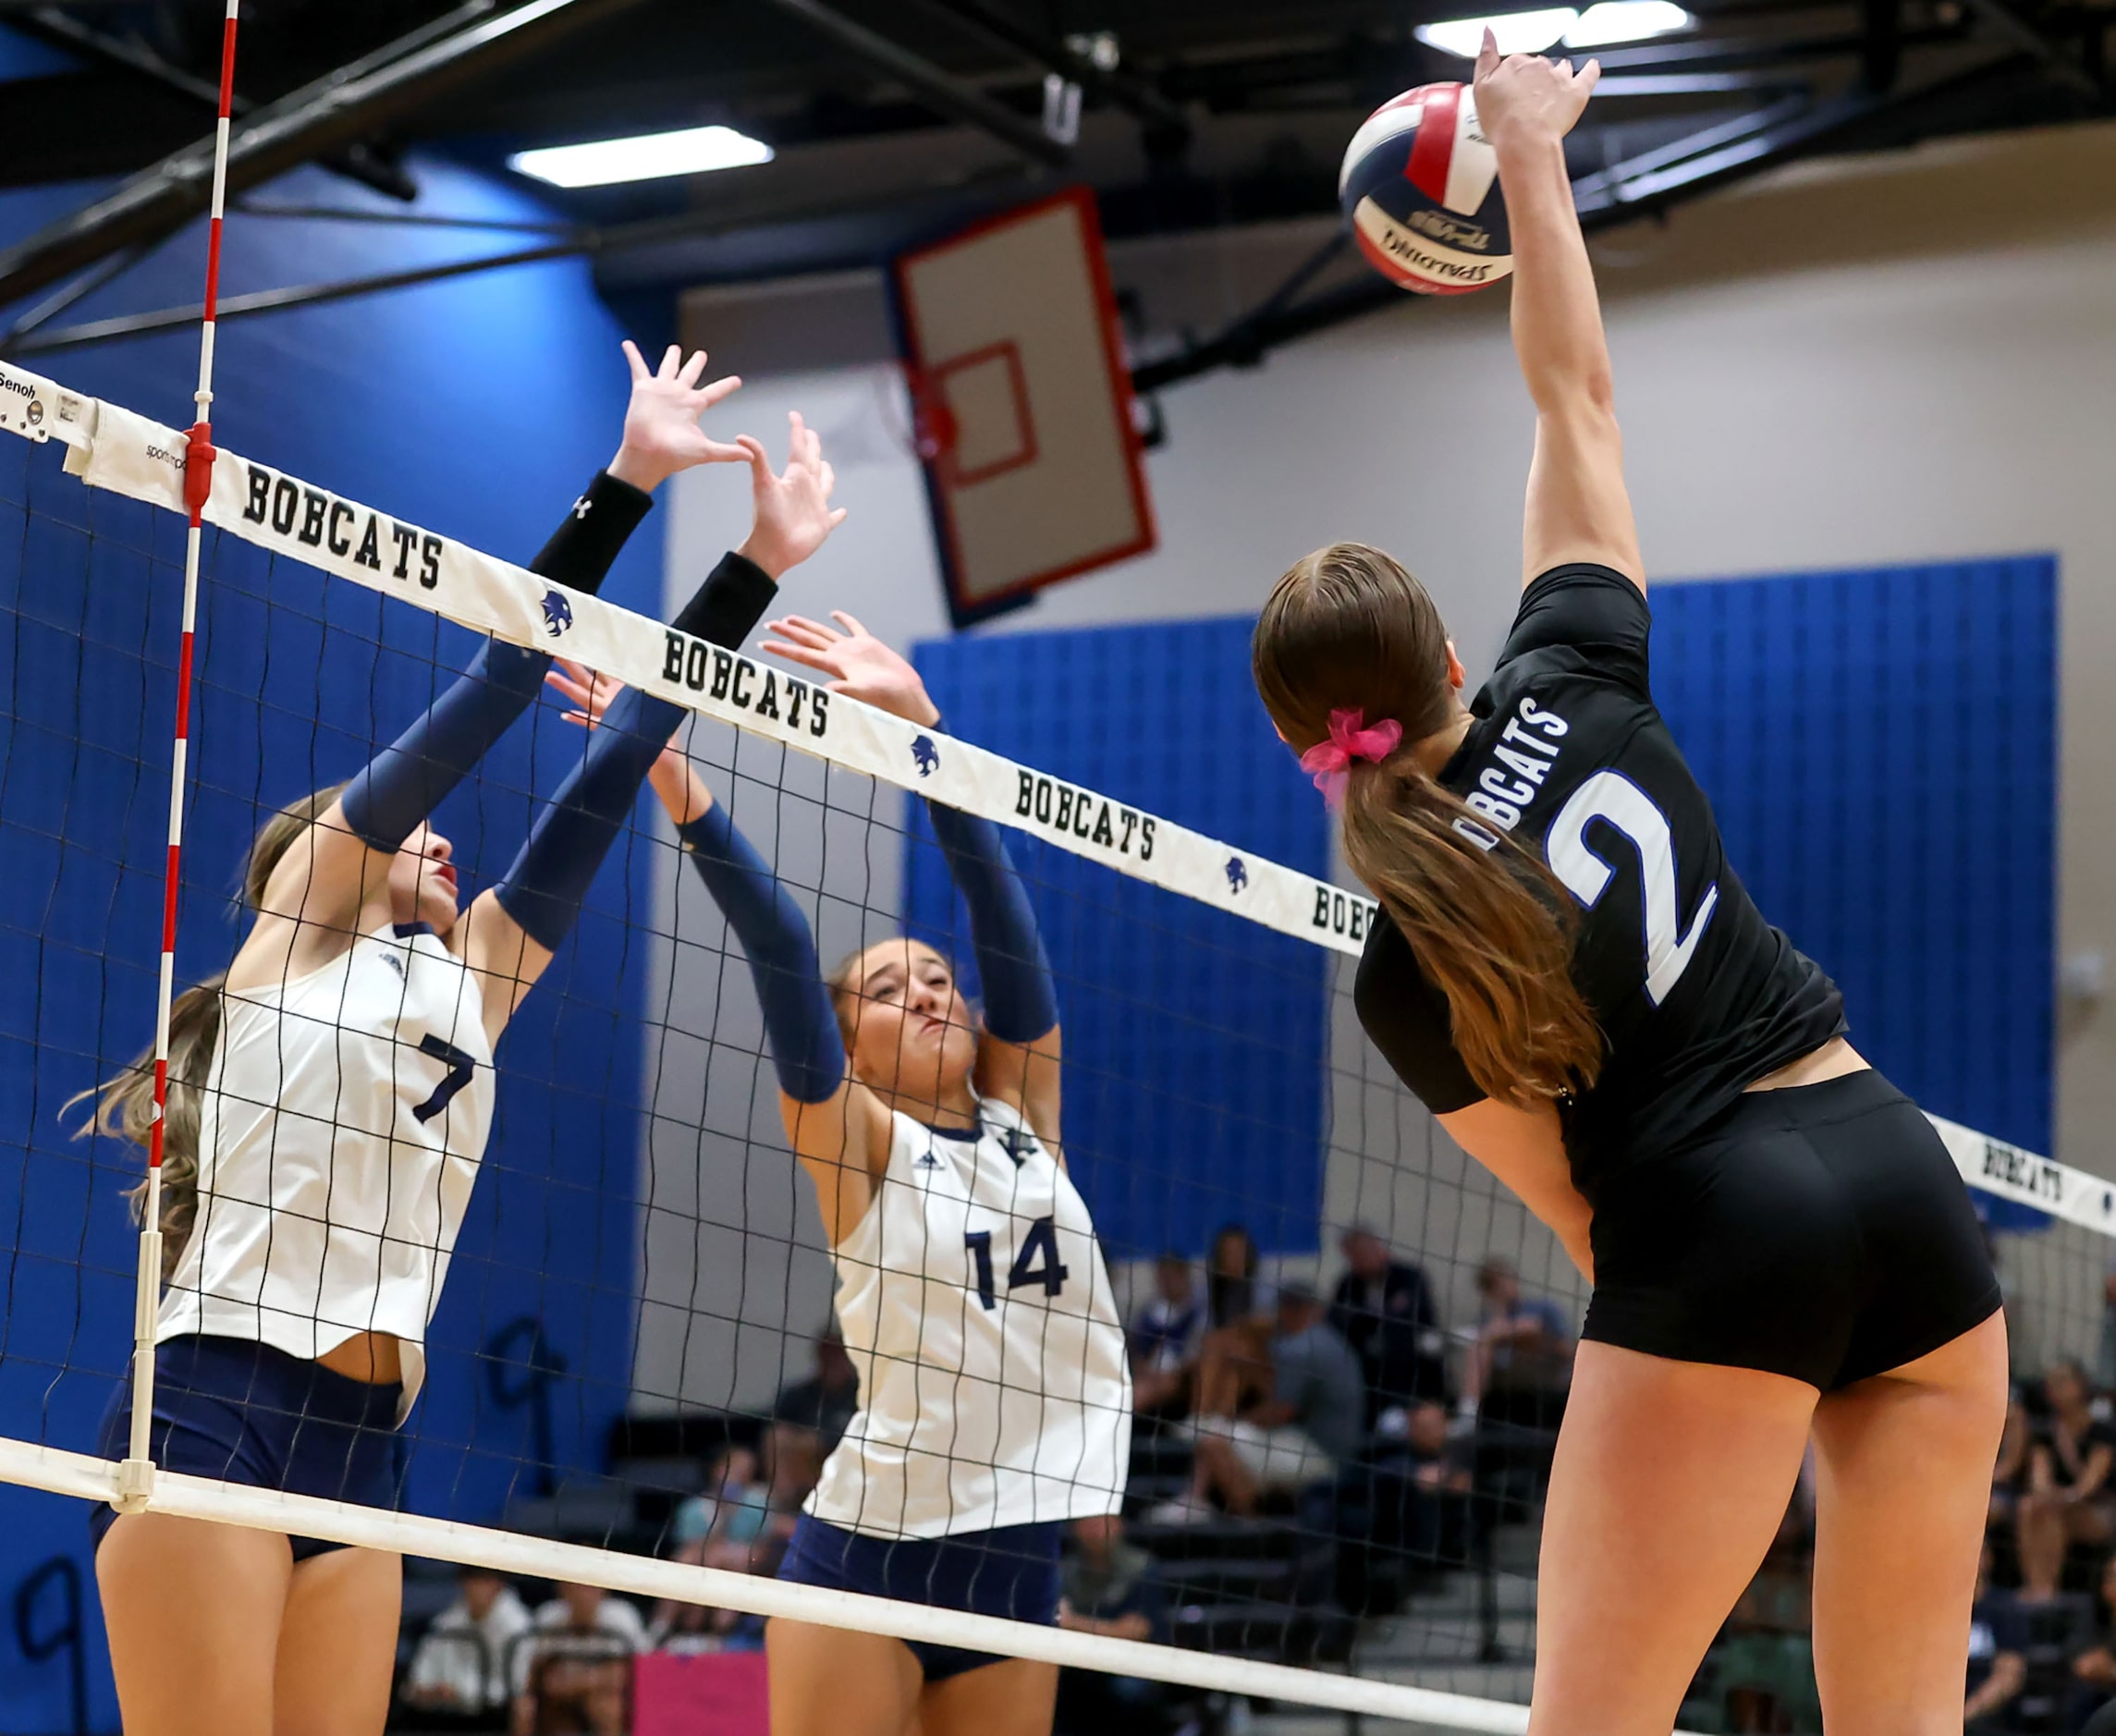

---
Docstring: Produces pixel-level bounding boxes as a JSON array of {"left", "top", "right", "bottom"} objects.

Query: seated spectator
[
  {"left": 402, "top": 1566, "right": 533, "bottom": 1725},
  {"left": 1709, "top": 1485, "right": 1820, "bottom": 1734},
  {"left": 1130, "top": 1251, "right": 1205, "bottom": 1418},
  {"left": 2020, "top": 1361, "right": 2116, "bottom": 1602},
  {"left": 1205, "top": 1223, "right": 1275, "bottom": 1333},
  {"left": 2068, "top": 1551, "right": 2116, "bottom": 1734},
  {"left": 665, "top": 1444, "right": 760, "bottom": 1559},
  {"left": 770, "top": 1326, "right": 860, "bottom": 1465},
  {"left": 654, "top": 1431, "right": 821, "bottom": 1649},
  {"left": 1968, "top": 1543, "right": 2029, "bottom": 1733},
  {"left": 1328, "top": 1224, "right": 1446, "bottom": 1422},
  {"left": 1180, "top": 1224, "right": 1281, "bottom": 1431},
  {"left": 1060, "top": 1511, "right": 1169, "bottom": 1643},
  {"left": 1462, "top": 1256, "right": 1573, "bottom": 1431},
  {"left": 1055, "top": 1514, "right": 1173, "bottom": 1736},
  {"left": 1156, "top": 1283, "right": 1364, "bottom": 1521},
  {"left": 511, "top": 1583, "right": 646, "bottom": 1736},
  {"left": 654, "top": 1444, "right": 763, "bottom": 1645},
  {"left": 1369, "top": 1398, "right": 1473, "bottom": 1581},
  {"left": 1993, "top": 1386, "right": 2031, "bottom": 1541}
]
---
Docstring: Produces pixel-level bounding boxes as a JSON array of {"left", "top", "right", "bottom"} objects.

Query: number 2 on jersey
[
  {"left": 964, "top": 1218, "right": 1070, "bottom": 1311},
  {"left": 1547, "top": 770, "right": 1719, "bottom": 1005}
]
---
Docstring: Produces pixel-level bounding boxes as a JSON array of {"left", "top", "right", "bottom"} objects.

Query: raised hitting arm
[{"left": 1475, "top": 37, "right": 1643, "bottom": 593}]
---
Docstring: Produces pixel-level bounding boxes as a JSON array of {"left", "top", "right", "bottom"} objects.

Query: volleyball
[{"left": 1339, "top": 81, "right": 1511, "bottom": 295}]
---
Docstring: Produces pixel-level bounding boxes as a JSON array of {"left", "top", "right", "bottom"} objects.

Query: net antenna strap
[{"left": 123, "top": 0, "right": 241, "bottom": 1514}]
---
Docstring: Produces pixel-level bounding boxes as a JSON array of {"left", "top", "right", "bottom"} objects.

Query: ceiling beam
[
  {"left": 903, "top": 0, "right": 1191, "bottom": 139},
  {"left": 759, "top": 0, "right": 1070, "bottom": 168},
  {"left": 1957, "top": 0, "right": 2108, "bottom": 97},
  {"left": 0, "top": 0, "right": 652, "bottom": 312},
  {"left": 8, "top": 6, "right": 417, "bottom": 200}
]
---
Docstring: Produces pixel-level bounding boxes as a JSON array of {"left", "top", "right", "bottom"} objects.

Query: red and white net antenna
[{"left": 119, "top": 0, "right": 241, "bottom": 1509}]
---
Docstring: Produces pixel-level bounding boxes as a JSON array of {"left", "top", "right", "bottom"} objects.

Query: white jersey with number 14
[{"left": 808, "top": 1094, "right": 1132, "bottom": 1539}]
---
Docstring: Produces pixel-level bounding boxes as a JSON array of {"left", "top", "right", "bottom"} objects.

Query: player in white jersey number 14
[{"left": 547, "top": 612, "right": 1132, "bottom": 1736}]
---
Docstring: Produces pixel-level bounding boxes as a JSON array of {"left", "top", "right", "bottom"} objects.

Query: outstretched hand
[
  {"left": 761, "top": 611, "right": 938, "bottom": 727},
  {"left": 608, "top": 340, "right": 748, "bottom": 494},
  {"left": 544, "top": 659, "right": 710, "bottom": 825},
  {"left": 545, "top": 657, "right": 685, "bottom": 763},
  {"left": 735, "top": 411, "right": 847, "bottom": 581},
  {"left": 1473, "top": 31, "right": 1599, "bottom": 152}
]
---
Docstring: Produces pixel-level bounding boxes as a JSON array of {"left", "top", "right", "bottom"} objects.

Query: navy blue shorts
[
  {"left": 777, "top": 1514, "right": 1061, "bottom": 1681},
  {"left": 92, "top": 1334, "right": 403, "bottom": 1562}
]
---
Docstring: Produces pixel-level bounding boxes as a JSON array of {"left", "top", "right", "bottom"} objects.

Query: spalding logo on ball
[{"left": 1339, "top": 82, "right": 1511, "bottom": 296}]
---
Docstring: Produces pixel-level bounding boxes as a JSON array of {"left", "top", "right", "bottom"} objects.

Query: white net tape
[{"left": 0, "top": 355, "right": 2083, "bottom": 1733}]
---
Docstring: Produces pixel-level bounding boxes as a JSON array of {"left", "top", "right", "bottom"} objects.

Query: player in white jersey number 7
[
  {"left": 71, "top": 340, "right": 846, "bottom": 1736},
  {"left": 546, "top": 614, "right": 1132, "bottom": 1736}
]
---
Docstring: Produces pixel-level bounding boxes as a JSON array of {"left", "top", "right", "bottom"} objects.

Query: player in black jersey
[{"left": 1253, "top": 39, "right": 2005, "bottom": 1736}]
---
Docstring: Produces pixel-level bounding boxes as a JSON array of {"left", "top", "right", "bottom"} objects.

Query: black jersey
[{"left": 1354, "top": 563, "right": 1846, "bottom": 1190}]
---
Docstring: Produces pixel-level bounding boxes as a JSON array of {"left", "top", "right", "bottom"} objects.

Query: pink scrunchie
[{"left": 1299, "top": 707, "right": 1403, "bottom": 807}]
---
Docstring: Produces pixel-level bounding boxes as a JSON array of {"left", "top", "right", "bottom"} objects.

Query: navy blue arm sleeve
[
  {"left": 676, "top": 802, "right": 847, "bottom": 1104},
  {"left": 923, "top": 801, "right": 1058, "bottom": 1045},
  {"left": 340, "top": 470, "right": 653, "bottom": 853},
  {"left": 491, "top": 549, "right": 777, "bottom": 953}
]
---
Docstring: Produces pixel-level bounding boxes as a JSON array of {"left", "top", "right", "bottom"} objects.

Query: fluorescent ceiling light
[
  {"left": 1416, "top": 8, "right": 1576, "bottom": 56},
  {"left": 1414, "top": 2, "right": 1689, "bottom": 57},
  {"left": 1564, "top": 0, "right": 1691, "bottom": 45},
  {"left": 509, "top": 124, "right": 773, "bottom": 189}
]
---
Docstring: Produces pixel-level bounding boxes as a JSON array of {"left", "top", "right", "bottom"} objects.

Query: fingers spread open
[
  {"left": 695, "top": 373, "right": 743, "bottom": 410},
  {"left": 622, "top": 338, "right": 649, "bottom": 384},
  {"left": 678, "top": 348, "right": 709, "bottom": 388},
  {"left": 761, "top": 641, "right": 838, "bottom": 675}
]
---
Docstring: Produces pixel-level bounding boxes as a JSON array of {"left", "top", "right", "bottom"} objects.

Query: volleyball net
[{"left": 0, "top": 354, "right": 2099, "bottom": 1736}]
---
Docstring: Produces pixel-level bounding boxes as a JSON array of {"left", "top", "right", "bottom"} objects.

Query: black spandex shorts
[{"left": 1583, "top": 1070, "right": 2002, "bottom": 1391}]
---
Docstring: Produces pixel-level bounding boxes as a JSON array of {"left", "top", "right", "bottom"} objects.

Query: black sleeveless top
[{"left": 1353, "top": 564, "right": 1846, "bottom": 1190}]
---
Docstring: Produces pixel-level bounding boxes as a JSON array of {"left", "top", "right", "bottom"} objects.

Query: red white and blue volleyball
[{"left": 1339, "top": 82, "right": 1511, "bottom": 295}]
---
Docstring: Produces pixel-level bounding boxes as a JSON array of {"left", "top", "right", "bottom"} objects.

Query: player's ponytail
[
  {"left": 69, "top": 782, "right": 346, "bottom": 1275},
  {"left": 1254, "top": 544, "right": 1601, "bottom": 1107}
]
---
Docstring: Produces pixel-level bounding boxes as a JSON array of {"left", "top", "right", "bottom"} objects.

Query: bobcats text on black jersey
[{"left": 1354, "top": 563, "right": 1845, "bottom": 1191}]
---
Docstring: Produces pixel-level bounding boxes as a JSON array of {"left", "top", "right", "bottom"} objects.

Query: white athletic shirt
[
  {"left": 156, "top": 921, "right": 495, "bottom": 1420},
  {"left": 807, "top": 1095, "right": 1132, "bottom": 1538}
]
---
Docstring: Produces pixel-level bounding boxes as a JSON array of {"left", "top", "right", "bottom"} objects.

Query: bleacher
[{"left": 387, "top": 1397, "right": 1564, "bottom": 1736}]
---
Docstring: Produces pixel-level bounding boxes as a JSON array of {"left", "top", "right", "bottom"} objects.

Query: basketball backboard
[{"left": 892, "top": 187, "right": 1156, "bottom": 625}]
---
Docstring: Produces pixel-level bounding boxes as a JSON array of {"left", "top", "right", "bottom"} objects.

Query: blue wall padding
[
  {"left": 910, "top": 617, "right": 1331, "bottom": 1262},
  {"left": 1650, "top": 556, "right": 2056, "bottom": 1224},
  {"left": 0, "top": 155, "right": 678, "bottom": 1733}
]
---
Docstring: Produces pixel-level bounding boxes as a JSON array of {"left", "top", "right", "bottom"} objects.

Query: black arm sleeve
[
  {"left": 528, "top": 469, "right": 654, "bottom": 589},
  {"left": 1352, "top": 917, "right": 1486, "bottom": 1116}
]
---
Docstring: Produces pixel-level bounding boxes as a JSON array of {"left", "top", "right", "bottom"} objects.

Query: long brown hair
[
  {"left": 1253, "top": 544, "right": 1601, "bottom": 1106},
  {"left": 71, "top": 783, "right": 346, "bottom": 1275}
]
